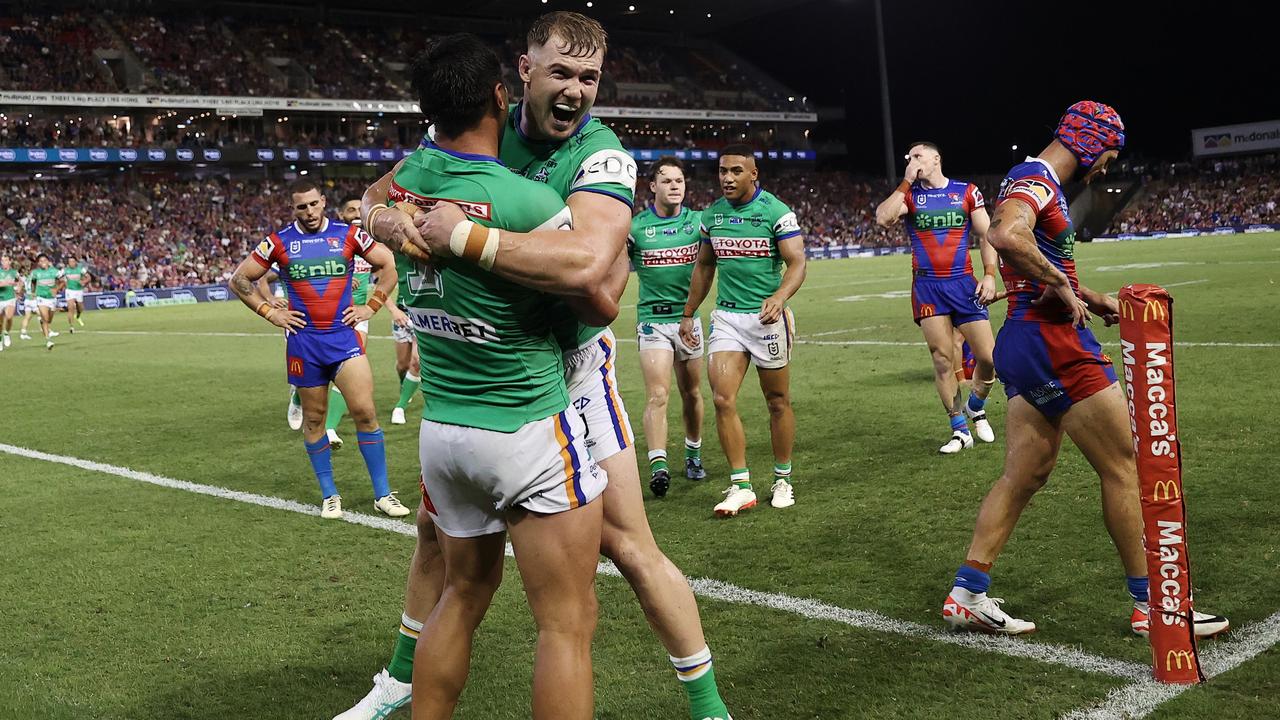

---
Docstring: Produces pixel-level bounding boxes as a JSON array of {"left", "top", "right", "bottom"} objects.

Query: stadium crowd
[{"left": 1107, "top": 156, "right": 1280, "bottom": 233}]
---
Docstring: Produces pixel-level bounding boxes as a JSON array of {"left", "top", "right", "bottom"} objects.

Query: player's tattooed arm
[
  {"left": 361, "top": 162, "right": 429, "bottom": 261},
  {"left": 230, "top": 258, "right": 306, "bottom": 332},
  {"left": 988, "top": 200, "right": 1088, "bottom": 327}
]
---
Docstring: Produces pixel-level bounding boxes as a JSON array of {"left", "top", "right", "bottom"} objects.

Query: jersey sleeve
[
  {"left": 349, "top": 226, "right": 377, "bottom": 258},
  {"left": 772, "top": 201, "right": 802, "bottom": 241},
  {"left": 568, "top": 127, "right": 638, "bottom": 208},
  {"left": 999, "top": 176, "right": 1057, "bottom": 217},
  {"left": 251, "top": 233, "right": 285, "bottom": 268},
  {"left": 966, "top": 183, "right": 986, "bottom": 213}
]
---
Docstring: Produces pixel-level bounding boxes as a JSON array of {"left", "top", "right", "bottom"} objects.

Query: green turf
[{"left": 1, "top": 233, "right": 1277, "bottom": 718}]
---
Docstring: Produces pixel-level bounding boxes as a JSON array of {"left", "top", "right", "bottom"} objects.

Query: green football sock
[
  {"left": 670, "top": 646, "right": 729, "bottom": 720},
  {"left": 684, "top": 437, "right": 702, "bottom": 461},
  {"left": 731, "top": 468, "right": 750, "bottom": 490},
  {"left": 774, "top": 461, "right": 792, "bottom": 483},
  {"left": 648, "top": 449, "right": 669, "bottom": 474},
  {"left": 386, "top": 613, "right": 422, "bottom": 684},
  {"left": 325, "top": 388, "right": 347, "bottom": 431},
  {"left": 396, "top": 373, "right": 420, "bottom": 410}
]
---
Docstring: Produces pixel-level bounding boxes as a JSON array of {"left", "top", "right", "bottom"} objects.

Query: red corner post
[{"left": 1118, "top": 284, "right": 1204, "bottom": 684}]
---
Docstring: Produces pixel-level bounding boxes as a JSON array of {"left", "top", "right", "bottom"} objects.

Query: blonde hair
[{"left": 527, "top": 11, "right": 607, "bottom": 58}]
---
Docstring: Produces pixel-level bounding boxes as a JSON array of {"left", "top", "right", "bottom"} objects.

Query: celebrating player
[
  {"left": 346, "top": 13, "right": 732, "bottom": 720},
  {"left": 28, "top": 254, "right": 64, "bottom": 350},
  {"left": 0, "top": 255, "right": 19, "bottom": 350},
  {"left": 62, "top": 255, "right": 90, "bottom": 333},
  {"left": 681, "top": 145, "right": 807, "bottom": 516},
  {"left": 875, "top": 141, "right": 999, "bottom": 454},
  {"left": 630, "top": 157, "right": 707, "bottom": 497},
  {"left": 323, "top": 196, "right": 374, "bottom": 449},
  {"left": 940, "top": 101, "right": 1229, "bottom": 638},
  {"left": 228, "top": 179, "right": 409, "bottom": 520}
]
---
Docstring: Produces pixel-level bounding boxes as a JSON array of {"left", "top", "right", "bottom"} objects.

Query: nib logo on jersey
[
  {"left": 712, "top": 237, "right": 772, "bottom": 258},
  {"left": 913, "top": 209, "right": 969, "bottom": 231},
  {"left": 287, "top": 257, "right": 348, "bottom": 281},
  {"left": 641, "top": 242, "right": 699, "bottom": 267}
]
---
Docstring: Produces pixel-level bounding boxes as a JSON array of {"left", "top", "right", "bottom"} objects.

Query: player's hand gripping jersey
[
  {"left": 251, "top": 218, "right": 374, "bottom": 386},
  {"left": 995, "top": 159, "right": 1082, "bottom": 323}
]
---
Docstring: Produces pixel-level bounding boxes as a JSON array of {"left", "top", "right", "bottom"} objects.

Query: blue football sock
[
  {"left": 954, "top": 564, "right": 991, "bottom": 594},
  {"left": 357, "top": 428, "right": 391, "bottom": 499},
  {"left": 305, "top": 436, "right": 338, "bottom": 498},
  {"left": 967, "top": 392, "right": 986, "bottom": 413},
  {"left": 949, "top": 413, "right": 969, "bottom": 434},
  {"left": 1127, "top": 575, "right": 1150, "bottom": 604}
]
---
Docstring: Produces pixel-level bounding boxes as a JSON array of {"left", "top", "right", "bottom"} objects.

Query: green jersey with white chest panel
[
  {"left": 64, "top": 263, "right": 88, "bottom": 291},
  {"left": 389, "top": 143, "right": 574, "bottom": 432},
  {"left": 498, "top": 103, "right": 637, "bottom": 349},
  {"left": 30, "top": 267, "right": 62, "bottom": 299},
  {"left": 0, "top": 268, "right": 18, "bottom": 301},
  {"left": 628, "top": 205, "right": 701, "bottom": 323},
  {"left": 700, "top": 188, "right": 801, "bottom": 314}
]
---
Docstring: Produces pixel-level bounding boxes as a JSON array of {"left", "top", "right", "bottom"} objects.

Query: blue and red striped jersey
[
  {"left": 903, "top": 179, "right": 985, "bottom": 278},
  {"left": 995, "top": 158, "right": 1078, "bottom": 323},
  {"left": 251, "top": 218, "right": 375, "bottom": 332}
]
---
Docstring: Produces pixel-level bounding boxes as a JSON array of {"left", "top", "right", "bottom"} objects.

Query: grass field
[{"left": 1, "top": 234, "right": 1278, "bottom": 719}]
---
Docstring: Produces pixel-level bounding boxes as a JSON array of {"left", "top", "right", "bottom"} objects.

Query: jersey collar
[
  {"left": 648, "top": 202, "right": 684, "bottom": 219},
  {"left": 293, "top": 218, "right": 329, "bottom": 235},
  {"left": 1026, "top": 155, "right": 1062, "bottom": 185},
  {"left": 728, "top": 186, "right": 762, "bottom": 208},
  {"left": 422, "top": 139, "right": 503, "bottom": 165}
]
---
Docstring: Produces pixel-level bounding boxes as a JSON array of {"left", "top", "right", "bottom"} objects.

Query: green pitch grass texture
[{"left": 1, "top": 234, "right": 1277, "bottom": 719}]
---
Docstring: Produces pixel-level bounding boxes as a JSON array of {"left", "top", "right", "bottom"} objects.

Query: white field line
[
  {"left": 83, "top": 329, "right": 1280, "bottom": 349},
  {"left": 1060, "top": 609, "right": 1280, "bottom": 719},
  {"left": 1, "top": 441, "right": 1147, "bottom": 682}
]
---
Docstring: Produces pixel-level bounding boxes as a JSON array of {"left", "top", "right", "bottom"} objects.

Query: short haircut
[
  {"left": 648, "top": 156, "right": 685, "bottom": 181},
  {"left": 35, "top": 252, "right": 48, "bottom": 261},
  {"left": 527, "top": 11, "right": 608, "bottom": 58},
  {"left": 411, "top": 34, "right": 504, "bottom": 138},
  {"left": 719, "top": 144, "right": 755, "bottom": 160},
  {"left": 288, "top": 179, "right": 321, "bottom": 197},
  {"left": 340, "top": 195, "right": 362, "bottom": 206},
  {"left": 906, "top": 140, "right": 940, "bottom": 155}
]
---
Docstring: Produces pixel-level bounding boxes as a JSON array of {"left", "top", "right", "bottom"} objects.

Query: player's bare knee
[
  {"left": 712, "top": 390, "right": 737, "bottom": 414},
  {"left": 646, "top": 390, "right": 669, "bottom": 412},
  {"left": 765, "top": 390, "right": 791, "bottom": 417}
]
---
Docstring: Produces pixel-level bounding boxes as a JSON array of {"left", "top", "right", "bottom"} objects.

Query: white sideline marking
[
  {"left": 84, "top": 329, "right": 1280, "bottom": 349},
  {"left": 1060, "top": 609, "right": 1280, "bottom": 719},
  {"left": 807, "top": 325, "right": 890, "bottom": 337},
  {"left": 1, "top": 441, "right": 1146, "bottom": 682}
]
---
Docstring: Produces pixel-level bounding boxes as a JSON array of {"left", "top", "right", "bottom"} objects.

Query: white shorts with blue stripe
[{"left": 563, "top": 328, "right": 635, "bottom": 462}]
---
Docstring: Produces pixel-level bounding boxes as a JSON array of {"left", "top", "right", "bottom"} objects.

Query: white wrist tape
[{"left": 448, "top": 219, "right": 500, "bottom": 270}]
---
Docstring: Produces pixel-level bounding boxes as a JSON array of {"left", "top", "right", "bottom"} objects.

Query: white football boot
[
  {"left": 939, "top": 431, "right": 974, "bottom": 454},
  {"left": 714, "top": 485, "right": 758, "bottom": 517},
  {"left": 374, "top": 493, "right": 411, "bottom": 518},
  {"left": 2, "top": 334, "right": 10, "bottom": 347},
  {"left": 769, "top": 479, "right": 795, "bottom": 509},
  {"left": 48, "top": 329, "right": 59, "bottom": 337},
  {"left": 390, "top": 407, "right": 407, "bottom": 425},
  {"left": 964, "top": 404, "right": 996, "bottom": 443},
  {"left": 942, "top": 587, "right": 1037, "bottom": 635},
  {"left": 320, "top": 495, "right": 343, "bottom": 520},
  {"left": 1131, "top": 602, "right": 1230, "bottom": 639},
  {"left": 287, "top": 396, "right": 303, "bottom": 431},
  {"left": 327, "top": 428, "right": 344, "bottom": 451},
  {"left": 333, "top": 669, "right": 412, "bottom": 720}
]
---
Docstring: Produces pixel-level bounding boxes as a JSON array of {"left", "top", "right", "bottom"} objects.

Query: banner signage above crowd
[
  {"left": 1095, "top": 224, "right": 1280, "bottom": 241},
  {"left": 0, "top": 146, "right": 816, "bottom": 164},
  {"left": 0, "top": 90, "right": 818, "bottom": 123},
  {"left": 1190, "top": 119, "right": 1280, "bottom": 157}
]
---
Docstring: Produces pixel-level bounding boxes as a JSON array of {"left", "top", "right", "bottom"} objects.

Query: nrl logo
[
  {"left": 645, "top": 226, "right": 656, "bottom": 238},
  {"left": 714, "top": 213, "right": 724, "bottom": 225}
]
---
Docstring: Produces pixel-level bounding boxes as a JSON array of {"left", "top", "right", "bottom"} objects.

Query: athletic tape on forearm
[
  {"left": 1118, "top": 284, "right": 1203, "bottom": 685},
  {"left": 448, "top": 220, "right": 499, "bottom": 270}
]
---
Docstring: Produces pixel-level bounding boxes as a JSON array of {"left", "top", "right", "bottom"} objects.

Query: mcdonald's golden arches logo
[
  {"left": 1120, "top": 299, "right": 1136, "bottom": 321},
  {"left": 288, "top": 356, "right": 304, "bottom": 377},
  {"left": 1165, "top": 649, "right": 1196, "bottom": 671},
  {"left": 1143, "top": 301, "right": 1168, "bottom": 323},
  {"left": 1152, "top": 480, "right": 1182, "bottom": 502},
  {"left": 919, "top": 304, "right": 936, "bottom": 318}
]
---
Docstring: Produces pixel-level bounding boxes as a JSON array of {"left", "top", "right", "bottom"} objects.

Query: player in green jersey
[
  {"left": 0, "top": 255, "right": 20, "bottom": 350},
  {"left": 386, "top": 248, "right": 421, "bottom": 426},
  {"left": 349, "top": 14, "right": 731, "bottom": 720},
  {"left": 18, "top": 269, "right": 38, "bottom": 340},
  {"left": 324, "top": 196, "right": 376, "bottom": 449},
  {"left": 28, "top": 253, "right": 65, "bottom": 350},
  {"left": 62, "top": 256, "right": 90, "bottom": 332},
  {"left": 629, "top": 157, "right": 707, "bottom": 497},
  {"left": 681, "top": 145, "right": 808, "bottom": 516},
  {"left": 373, "top": 35, "right": 608, "bottom": 720}
]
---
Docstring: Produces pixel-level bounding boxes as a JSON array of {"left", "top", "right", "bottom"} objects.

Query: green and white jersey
[
  {"left": 393, "top": 250, "right": 412, "bottom": 310},
  {"left": 63, "top": 263, "right": 88, "bottom": 291},
  {"left": 351, "top": 255, "right": 372, "bottom": 305},
  {"left": 389, "top": 143, "right": 574, "bottom": 433},
  {"left": 30, "top": 267, "right": 62, "bottom": 299},
  {"left": 700, "top": 188, "right": 801, "bottom": 314},
  {"left": 499, "top": 103, "right": 637, "bottom": 350},
  {"left": 628, "top": 205, "right": 701, "bottom": 323},
  {"left": 0, "top": 268, "right": 18, "bottom": 301}
]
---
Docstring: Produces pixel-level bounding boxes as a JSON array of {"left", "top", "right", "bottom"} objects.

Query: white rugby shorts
[
  {"left": 65, "top": 289, "right": 84, "bottom": 302},
  {"left": 636, "top": 319, "right": 704, "bottom": 361},
  {"left": 563, "top": 328, "right": 635, "bottom": 462},
  {"left": 708, "top": 308, "right": 795, "bottom": 369}
]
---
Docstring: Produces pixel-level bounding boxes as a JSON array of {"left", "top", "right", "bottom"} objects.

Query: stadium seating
[{"left": 1107, "top": 156, "right": 1280, "bottom": 233}]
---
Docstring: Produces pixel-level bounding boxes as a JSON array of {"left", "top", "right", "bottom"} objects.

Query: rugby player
[
  {"left": 0, "top": 255, "right": 19, "bottom": 349},
  {"left": 229, "top": 179, "right": 409, "bottom": 520},
  {"left": 387, "top": 246, "right": 421, "bottom": 426},
  {"left": 255, "top": 267, "right": 303, "bottom": 431},
  {"left": 875, "top": 142, "right": 999, "bottom": 454},
  {"left": 941, "top": 101, "right": 1229, "bottom": 638},
  {"left": 629, "top": 157, "right": 707, "bottom": 497},
  {"left": 324, "top": 196, "right": 375, "bottom": 449},
  {"left": 28, "top": 253, "right": 64, "bottom": 350},
  {"left": 18, "top": 267, "right": 37, "bottom": 340},
  {"left": 345, "top": 13, "right": 732, "bottom": 720},
  {"left": 62, "top": 255, "right": 90, "bottom": 332},
  {"left": 681, "top": 145, "right": 807, "bottom": 516}
]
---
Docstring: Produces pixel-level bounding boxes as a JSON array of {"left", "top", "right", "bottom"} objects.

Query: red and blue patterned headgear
[{"left": 1055, "top": 101, "right": 1125, "bottom": 168}]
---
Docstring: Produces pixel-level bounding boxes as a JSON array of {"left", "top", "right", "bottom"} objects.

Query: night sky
[{"left": 723, "top": 0, "right": 1280, "bottom": 176}]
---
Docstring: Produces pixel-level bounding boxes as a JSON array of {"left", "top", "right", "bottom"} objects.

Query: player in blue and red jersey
[
  {"left": 940, "top": 101, "right": 1228, "bottom": 638},
  {"left": 877, "top": 141, "right": 1000, "bottom": 454},
  {"left": 229, "top": 179, "right": 409, "bottom": 521}
]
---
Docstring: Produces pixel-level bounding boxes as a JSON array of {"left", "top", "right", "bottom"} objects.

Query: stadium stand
[{"left": 1107, "top": 155, "right": 1280, "bottom": 233}]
